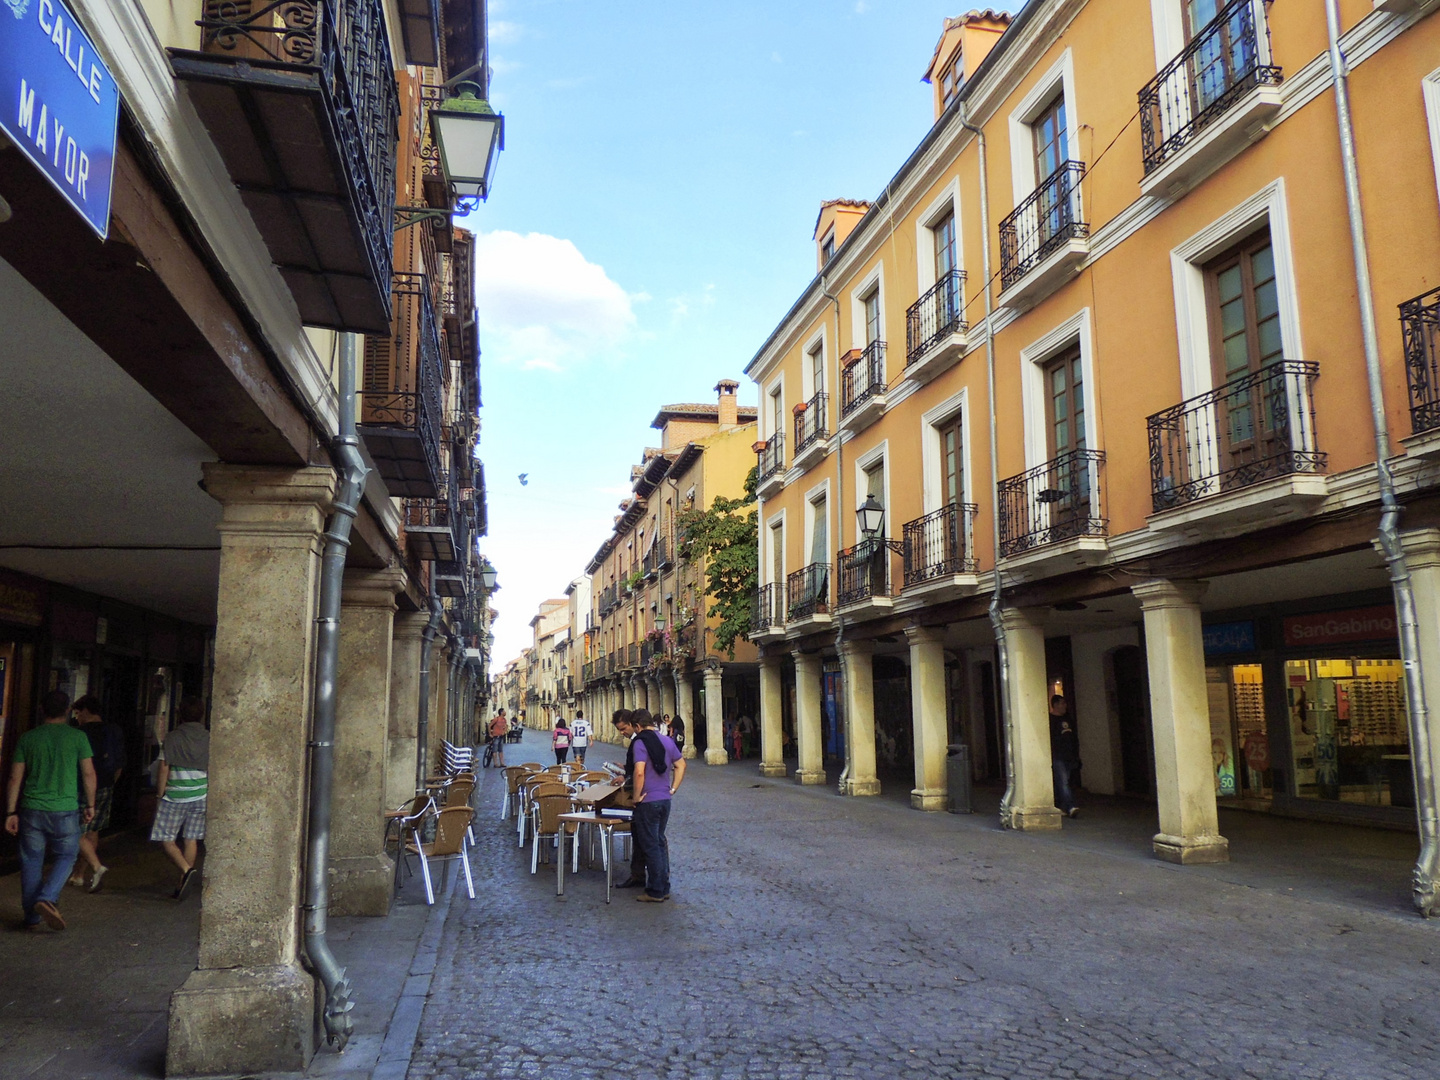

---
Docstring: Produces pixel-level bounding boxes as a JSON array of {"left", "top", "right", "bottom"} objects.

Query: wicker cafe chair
[
  {"left": 530, "top": 793, "right": 575, "bottom": 875},
  {"left": 521, "top": 762, "right": 544, "bottom": 771},
  {"left": 443, "top": 779, "right": 477, "bottom": 844},
  {"left": 386, "top": 792, "right": 436, "bottom": 895},
  {"left": 501, "top": 766, "right": 529, "bottom": 819},
  {"left": 406, "top": 805, "right": 475, "bottom": 905}
]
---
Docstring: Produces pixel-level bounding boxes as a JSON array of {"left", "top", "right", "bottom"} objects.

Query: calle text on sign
[
  {"left": 0, "top": 0, "right": 120, "bottom": 238},
  {"left": 1281, "top": 605, "right": 1397, "bottom": 648}
]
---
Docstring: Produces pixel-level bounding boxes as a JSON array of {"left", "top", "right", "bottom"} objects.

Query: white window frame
[
  {"left": 849, "top": 263, "right": 886, "bottom": 349},
  {"left": 1018, "top": 308, "right": 1098, "bottom": 471},
  {"left": 765, "top": 510, "right": 787, "bottom": 586},
  {"left": 914, "top": 179, "right": 963, "bottom": 293},
  {"left": 1007, "top": 49, "right": 1079, "bottom": 206},
  {"left": 1169, "top": 177, "right": 1303, "bottom": 401},
  {"left": 1424, "top": 66, "right": 1440, "bottom": 217},
  {"left": 803, "top": 478, "right": 832, "bottom": 567},
  {"left": 852, "top": 439, "right": 891, "bottom": 546},
  {"left": 802, "top": 327, "right": 828, "bottom": 401},
  {"left": 765, "top": 376, "right": 786, "bottom": 440},
  {"left": 1149, "top": 0, "right": 1274, "bottom": 74},
  {"left": 921, "top": 389, "right": 972, "bottom": 514}
]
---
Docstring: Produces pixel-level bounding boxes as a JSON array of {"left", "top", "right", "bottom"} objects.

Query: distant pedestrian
[
  {"left": 1050, "top": 695, "right": 1080, "bottom": 819},
  {"left": 151, "top": 697, "right": 209, "bottom": 900},
  {"left": 670, "top": 715, "right": 686, "bottom": 754},
  {"left": 630, "top": 709, "right": 685, "bottom": 903},
  {"left": 488, "top": 709, "right": 509, "bottom": 768},
  {"left": 552, "top": 717, "right": 572, "bottom": 765},
  {"left": 71, "top": 695, "right": 123, "bottom": 892},
  {"left": 5, "top": 690, "right": 96, "bottom": 931},
  {"left": 570, "top": 710, "right": 591, "bottom": 765}
]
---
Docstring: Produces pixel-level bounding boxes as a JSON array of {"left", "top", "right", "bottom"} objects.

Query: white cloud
[
  {"left": 472, "top": 231, "right": 637, "bottom": 372},
  {"left": 854, "top": 1, "right": 869, "bottom": 12},
  {"left": 489, "top": 20, "right": 523, "bottom": 45}
]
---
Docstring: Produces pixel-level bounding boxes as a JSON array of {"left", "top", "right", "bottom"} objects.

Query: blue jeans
[
  {"left": 1053, "top": 759, "right": 1078, "bottom": 814},
  {"left": 630, "top": 799, "right": 672, "bottom": 898},
  {"left": 19, "top": 810, "right": 81, "bottom": 924}
]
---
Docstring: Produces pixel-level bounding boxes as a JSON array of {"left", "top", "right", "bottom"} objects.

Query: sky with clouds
[{"left": 467, "top": 1, "right": 1020, "bottom": 666}]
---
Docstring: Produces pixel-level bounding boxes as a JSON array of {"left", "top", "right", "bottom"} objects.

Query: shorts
[
  {"left": 85, "top": 786, "right": 114, "bottom": 833},
  {"left": 150, "top": 797, "right": 207, "bottom": 842}
]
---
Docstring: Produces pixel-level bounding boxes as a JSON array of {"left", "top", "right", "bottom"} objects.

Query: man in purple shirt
[{"left": 630, "top": 708, "right": 685, "bottom": 902}]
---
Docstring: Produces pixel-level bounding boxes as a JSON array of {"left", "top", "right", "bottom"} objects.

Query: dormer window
[
  {"left": 941, "top": 52, "right": 963, "bottom": 110},
  {"left": 821, "top": 230, "right": 836, "bottom": 264}
]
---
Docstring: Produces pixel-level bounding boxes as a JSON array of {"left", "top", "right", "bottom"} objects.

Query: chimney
[{"left": 716, "top": 379, "right": 739, "bottom": 428}]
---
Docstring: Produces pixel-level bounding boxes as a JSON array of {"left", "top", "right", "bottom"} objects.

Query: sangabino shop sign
[{"left": 1, "top": 0, "right": 119, "bottom": 238}]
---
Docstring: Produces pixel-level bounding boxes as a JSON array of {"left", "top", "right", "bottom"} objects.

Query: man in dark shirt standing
[
  {"left": 1050, "top": 694, "right": 1081, "bottom": 819},
  {"left": 630, "top": 708, "right": 685, "bottom": 903}
]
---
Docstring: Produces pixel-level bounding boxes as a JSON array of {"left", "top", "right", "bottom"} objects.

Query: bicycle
[{"left": 482, "top": 738, "right": 498, "bottom": 769}]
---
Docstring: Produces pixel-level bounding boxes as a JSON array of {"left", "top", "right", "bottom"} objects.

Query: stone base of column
[
  {"left": 758, "top": 762, "right": 787, "bottom": 778},
  {"left": 795, "top": 769, "right": 828, "bottom": 785},
  {"left": 841, "top": 777, "right": 881, "bottom": 796},
  {"left": 682, "top": 744, "right": 698, "bottom": 760},
  {"left": 911, "top": 788, "right": 946, "bottom": 811},
  {"left": 704, "top": 748, "right": 729, "bottom": 765},
  {"left": 167, "top": 963, "right": 314, "bottom": 1076},
  {"left": 1153, "top": 832, "right": 1229, "bottom": 864},
  {"left": 328, "top": 853, "right": 395, "bottom": 916},
  {"left": 1007, "top": 805, "right": 1063, "bottom": 831}
]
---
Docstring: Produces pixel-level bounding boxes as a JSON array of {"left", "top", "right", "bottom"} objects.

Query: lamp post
[
  {"left": 477, "top": 556, "right": 499, "bottom": 594},
  {"left": 856, "top": 493, "right": 886, "bottom": 541}
]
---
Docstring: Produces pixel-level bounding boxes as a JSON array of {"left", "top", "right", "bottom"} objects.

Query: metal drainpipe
[
  {"left": 820, "top": 273, "right": 851, "bottom": 792},
  {"left": 302, "top": 331, "right": 369, "bottom": 1049},
  {"left": 415, "top": 597, "right": 443, "bottom": 791},
  {"left": 959, "top": 105, "right": 1015, "bottom": 828},
  {"left": 1325, "top": 0, "right": 1438, "bottom": 916}
]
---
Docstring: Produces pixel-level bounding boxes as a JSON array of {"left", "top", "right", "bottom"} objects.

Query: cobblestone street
[{"left": 407, "top": 734, "right": 1440, "bottom": 1080}]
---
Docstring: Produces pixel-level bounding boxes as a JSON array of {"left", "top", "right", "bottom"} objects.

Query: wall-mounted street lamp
[
  {"left": 856, "top": 494, "right": 886, "bottom": 540},
  {"left": 477, "top": 555, "right": 499, "bottom": 593},
  {"left": 430, "top": 82, "right": 504, "bottom": 209}
]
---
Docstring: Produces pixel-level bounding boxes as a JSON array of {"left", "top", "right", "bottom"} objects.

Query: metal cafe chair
[{"left": 405, "top": 805, "right": 475, "bottom": 905}]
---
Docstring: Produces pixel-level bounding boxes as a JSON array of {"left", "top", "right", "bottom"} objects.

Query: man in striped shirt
[{"left": 150, "top": 697, "right": 210, "bottom": 901}]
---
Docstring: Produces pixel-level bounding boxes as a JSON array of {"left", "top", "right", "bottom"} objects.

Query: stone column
[
  {"left": 840, "top": 640, "right": 880, "bottom": 796},
  {"left": 660, "top": 671, "right": 677, "bottom": 720},
  {"left": 385, "top": 613, "right": 428, "bottom": 812},
  {"left": 622, "top": 679, "right": 634, "bottom": 711},
  {"left": 1133, "top": 580, "right": 1228, "bottom": 864},
  {"left": 167, "top": 464, "right": 334, "bottom": 1076},
  {"left": 675, "top": 669, "right": 698, "bottom": 759},
  {"left": 793, "top": 652, "right": 826, "bottom": 785},
  {"left": 758, "top": 655, "right": 786, "bottom": 777},
  {"left": 646, "top": 675, "right": 662, "bottom": 715},
  {"left": 997, "top": 607, "right": 1061, "bottom": 831},
  {"left": 329, "top": 567, "right": 405, "bottom": 917},
  {"left": 425, "top": 645, "right": 448, "bottom": 774},
  {"left": 906, "top": 626, "right": 948, "bottom": 811},
  {"left": 703, "top": 665, "right": 728, "bottom": 765}
]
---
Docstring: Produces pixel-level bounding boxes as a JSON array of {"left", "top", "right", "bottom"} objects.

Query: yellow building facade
[
  {"left": 576, "top": 383, "right": 761, "bottom": 757},
  {"left": 745, "top": 1, "right": 1440, "bottom": 906}
]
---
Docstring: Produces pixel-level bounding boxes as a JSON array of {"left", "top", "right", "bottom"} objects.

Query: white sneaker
[{"left": 88, "top": 865, "right": 108, "bottom": 892}]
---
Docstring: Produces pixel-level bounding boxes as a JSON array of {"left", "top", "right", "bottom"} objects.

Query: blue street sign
[
  {"left": 1, "top": 0, "right": 119, "bottom": 238},
  {"left": 1203, "top": 620, "right": 1256, "bottom": 656}
]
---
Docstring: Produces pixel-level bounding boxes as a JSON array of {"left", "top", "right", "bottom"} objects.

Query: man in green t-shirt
[{"left": 4, "top": 690, "right": 96, "bottom": 931}]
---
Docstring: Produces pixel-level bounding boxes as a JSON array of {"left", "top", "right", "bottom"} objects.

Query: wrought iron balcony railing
[
  {"left": 837, "top": 539, "right": 901, "bottom": 608},
  {"left": 751, "top": 582, "right": 783, "bottom": 633},
  {"left": 627, "top": 642, "right": 640, "bottom": 668},
  {"left": 404, "top": 475, "right": 459, "bottom": 562},
  {"left": 794, "top": 391, "right": 829, "bottom": 455},
  {"left": 787, "top": 563, "right": 831, "bottom": 621},
  {"left": 359, "top": 272, "right": 446, "bottom": 498},
  {"left": 1402, "top": 287, "right": 1440, "bottom": 436},
  {"left": 176, "top": 0, "right": 399, "bottom": 332},
  {"left": 1148, "top": 361, "right": 1324, "bottom": 512},
  {"left": 999, "top": 162, "right": 1088, "bottom": 291},
  {"left": 906, "top": 269, "right": 967, "bottom": 365},
  {"left": 841, "top": 341, "right": 887, "bottom": 418},
  {"left": 998, "top": 449, "right": 1107, "bottom": 558},
  {"left": 757, "top": 432, "right": 786, "bottom": 483},
  {"left": 902, "top": 503, "right": 979, "bottom": 587},
  {"left": 1139, "top": 0, "right": 1281, "bottom": 175}
]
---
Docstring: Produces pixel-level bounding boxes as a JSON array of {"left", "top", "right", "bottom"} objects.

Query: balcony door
[
  {"left": 1205, "top": 229, "right": 1284, "bottom": 483},
  {"left": 941, "top": 412, "right": 967, "bottom": 565},
  {"left": 1185, "top": 0, "right": 1254, "bottom": 115},
  {"left": 1042, "top": 346, "right": 1089, "bottom": 540}
]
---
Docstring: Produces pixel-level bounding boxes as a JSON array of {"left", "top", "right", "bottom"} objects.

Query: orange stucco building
[{"left": 743, "top": 0, "right": 1440, "bottom": 906}]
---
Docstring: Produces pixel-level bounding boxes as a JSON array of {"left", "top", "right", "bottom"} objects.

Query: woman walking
[{"left": 552, "top": 717, "right": 572, "bottom": 765}]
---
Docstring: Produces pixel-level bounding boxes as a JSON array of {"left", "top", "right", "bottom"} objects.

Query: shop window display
[
  {"left": 1286, "top": 658, "right": 1410, "bottom": 806},
  {"left": 1206, "top": 663, "right": 1270, "bottom": 800}
]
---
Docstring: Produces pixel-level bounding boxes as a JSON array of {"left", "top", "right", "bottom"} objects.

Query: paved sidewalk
[
  {"left": 0, "top": 764, "right": 498, "bottom": 1080},
  {"left": 409, "top": 730, "right": 1439, "bottom": 1080}
]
